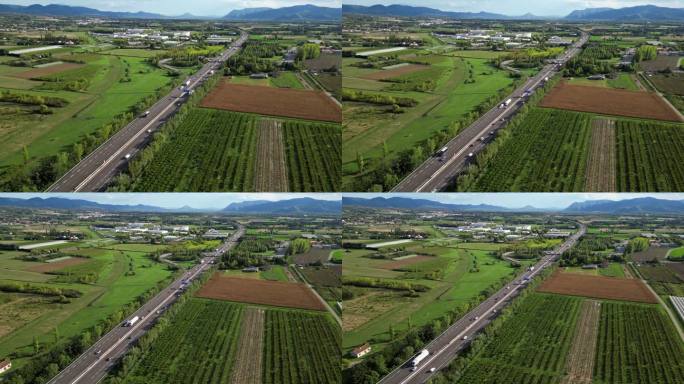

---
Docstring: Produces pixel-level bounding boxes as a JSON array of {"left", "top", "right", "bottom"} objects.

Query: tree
[{"left": 22, "top": 145, "right": 29, "bottom": 164}]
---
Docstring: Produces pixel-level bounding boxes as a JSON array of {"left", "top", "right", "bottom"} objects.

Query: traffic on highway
[
  {"left": 392, "top": 31, "right": 590, "bottom": 192},
  {"left": 379, "top": 223, "right": 587, "bottom": 384},
  {"left": 46, "top": 225, "right": 245, "bottom": 384},
  {"left": 47, "top": 33, "right": 249, "bottom": 192}
]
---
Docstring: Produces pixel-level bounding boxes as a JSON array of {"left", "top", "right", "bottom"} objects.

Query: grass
[
  {"left": 99, "top": 48, "right": 167, "bottom": 58},
  {"left": 261, "top": 265, "right": 289, "bottom": 282},
  {"left": 270, "top": 72, "right": 304, "bottom": 89}
]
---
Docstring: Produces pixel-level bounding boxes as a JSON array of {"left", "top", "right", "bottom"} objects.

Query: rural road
[
  {"left": 378, "top": 223, "right": 587, "bottom": 384},
  {"left": 392, "top": 32, "right": 590, "bottom": 192},
  {"left": 292, "top": 265, "right": 342, "bottom": 326},
  {"left": 46, "top": 225, "right": 245, "bottom": 384},
  {"left": 47, "top": 33, "right": 249, "bottom": 192}
]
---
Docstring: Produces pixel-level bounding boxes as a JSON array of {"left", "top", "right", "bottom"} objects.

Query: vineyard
[
  {"left": 283, "top": 120, "right": 341, "bottom": 191},
  {"left": 131, "top": 108, "right": 258, "bottom": 192},
  {"left": 464, "top": 108, "right": 591, "bottom": 191},
  {"left": 455, "top": 293, "right": 582, "bottom": 384},
  {"left": 594, "top": 302, "right": 684, "bottom": 384},
  {"left": 122, "top": 298, "right": 243, "bottom": 384},
  {"left": 615, "top": 120, "right": 684, "bottom": 191},
  {"left": 263, "top": 309, "right": 340, "bottom": 384}
]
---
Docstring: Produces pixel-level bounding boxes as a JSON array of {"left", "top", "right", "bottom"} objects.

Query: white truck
[
  {"left": 411, "top": 349, "right": 430, "bottom": 368},
  {"left": 436, "top": 146, "right": 448, "bottom": 156},
  {"left": 124, "top": 316, "right": 140, "bottom": 327},
  {"left": 185, "top": 79, "right": 191, "bottom": 87}
]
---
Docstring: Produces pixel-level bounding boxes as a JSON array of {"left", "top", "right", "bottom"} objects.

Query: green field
[
  {"left": 343, "top": 242, "right": 519, "bottom": 350},
  {"left": 283, "top": 120, "right": 341, "bottom": 191},
  {"left": 455, "top": 293, "right": 582, "bottom": 384},
  {"left": 261, "top": 265, "right": 289, "bottom": 281},
  {"left": 616, "top": 119, "right": 684, "bottom": 191},
  {"left": 0, "top": 243, "right": 173, "bottom": 365},
  {"left": 595, "top": 302, "right": 684, "bottom": 383},
  {"left": 461, "top": 108, "right": 591, "bottom": 191},
  {"left": 128, "top": 108, "right": 258, "bottom": 192},
  {"left": 121, "top": 298, "right": 243, "bottom": 383},
  {"left": 264, "top": 309, "right": 341, "bottom": 384}
]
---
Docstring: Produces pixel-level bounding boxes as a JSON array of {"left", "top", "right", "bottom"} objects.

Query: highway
[
  {"left": 392, "top": 32, "right": 590, "bottom": 192},
  {"left": 379, "top": 223, "right": 587, "bottom": 384},
  {"left": 47, "top": 33, "right": 249, "bottom": 192},
  {"left": 46, "top": 225, "right": 245, "bottom": 384}
]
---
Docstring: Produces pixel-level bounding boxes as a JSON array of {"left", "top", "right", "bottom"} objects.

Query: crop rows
[
  {"left": 123, "top": 299, "right": 243, "bottom": 384},
  {"left": 468, "top": 108, "right": 591, "bottom": 191},
  {"left": 615, "top": 120, "right": 684, "bottom": 191},
  {"left": 283, "top": 120, "right": 340, "bottom": 191},
  {"left": 456, "top": 293, "right": 582, "bottom": 384},
  {"left": 594, "top": 302, "right": 684, "bottom": 384},
  {"left": 263, "top": 309, "right": 340, "bottom": 384},
  {"left": 133, "top": 108, "right": 257, "bottom": 191}
]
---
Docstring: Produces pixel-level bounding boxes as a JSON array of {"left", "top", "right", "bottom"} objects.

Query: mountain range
[
  {"left": 343, "top": 197, "right": 684, "bottom": 215},
  {"left": 0, "top": 3, "right": 340, "bottom": 21},
  {"left": 0, "top": 197, "right": 341, "bottom": 215},
  {"left": 343, "top": 4, "right": 684, "bottom": 22}
]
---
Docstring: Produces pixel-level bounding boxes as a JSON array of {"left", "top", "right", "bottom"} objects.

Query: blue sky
[
  {"left": 345, "top": 0, "right": 683, "bottom": 16},
  {"left": 0, "top": 193, "right": 340, "bottom": 209},
  {"left": 5, "top": 0, "right": 341, "bottom": 16},
  {"left": 344, "top": 193, "right": 684, "bottom": 209}
]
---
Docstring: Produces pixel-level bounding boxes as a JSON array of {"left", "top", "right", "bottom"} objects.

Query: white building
[{"left": 0, "top": 359, "right": 11, "bottom": 374}]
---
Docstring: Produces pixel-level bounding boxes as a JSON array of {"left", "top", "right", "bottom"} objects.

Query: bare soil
[
  {"left": 230, "top": 307, "right": 265, "bottom": 384},
  {"left": 28, "top": 257, "right": 89, "bottom": 273},
  {"left": 538, "top": 271, "right": 658, "bottom": 303},
  {"left": 585, "top": 118, "right": 616, "bottom": 192},
  {"left": 561, "top": 300, "right": 601, "bottom": 384},
  {"left": 540, "top": 81, "right": 683, "bottom": 122},
  {"left": 13, "top": 63, "right": 83, "bottom": 79},
  {"left": 254, "top": 119, "right": 288, "bottom": 192},
  {"left": 201, "top": 80, "right": 341, "bottom": 122},
  {"left": 196, "top": 273, "right": 326, "bottom": 311}
]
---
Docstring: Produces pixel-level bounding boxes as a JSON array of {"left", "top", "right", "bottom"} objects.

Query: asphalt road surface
[
  {"left": 392, "top": 32, "right": 590, "bottom": 192},
  {"left": 46, "top": 225, "right": 245, "bottom": 384},
  {"left": 379, "top": 223, "right": 587, "bottom": 384},
  {"left": 47, "top": 33, "right": 248, "bottom": 192}
]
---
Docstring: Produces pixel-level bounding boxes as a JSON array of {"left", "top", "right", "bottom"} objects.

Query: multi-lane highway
[
  {"left": 379, "top": 223, "right": 587, "bottom": 384},
  {"left": 47, "top": 33, "right": 248, "bottom": 192},
  {"left": 392, "top": 32, "right": 590, "bottom": 192},
  {"left": 47, "top": 225, "right": 245, "bottom": 384}
]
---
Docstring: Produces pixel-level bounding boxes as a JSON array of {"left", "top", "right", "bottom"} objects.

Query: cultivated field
[
  {"left": 670, "top": 263, "right": 684, "bottom": 280},
  {"left": 26, "top": 256, "right": 90, "bottom": 272},
  {"left": 293, "top": 248, "right": 331, "bottom": 265},
  {"left": 362, "top": 64, "right": 429, "bottom": 80},
  {"left": 12, "top": 62, "right": 83, "bottom": 79},
  {"left": 594, "top": 302, "right": 684, "bottom": 383},
  {"left": 540, "top": 81, "right": 682, "bottom": 122},
  {"left": 561, "top": 300, "right": 601, "bottom": 384},
  {"left": 196, "top": 273, "right": 326, "bottom": 311},
  {"left": 121, "top": 298, "right": 243, "bottom": 384},
  {"left": 615, "top": 120, "right": 684, "bottom": 191},
  {"left": 255, "top": 119, "right": 288, "bottom": 192},
  {"left": 631, "top": 246, "right": 671, "bottom": 263},
  {"left": 230, "top": 307, "right": 265, "bottom": 384},
  {"left": 379, "top": 255, "right": 434, "bottom": 270},
  {"left": 456, "top": 293, "right": 581, "bottom": 384},
  {"left": 585, "top": 118, "right": 616, "bottom": 192},
  {"left": 263, "top": 309, "right": 341, "bottom": 384},
  {"left": 538, "top": 271, "right": 657, "bottom": 303},
  {"left": 201, "top": 81, "right": 341, "bottom": 122},
  {"left": 130, "top": 109, "right": 257, "bottom": 192},
  {"left": 282, "top": 120, "right": 341, "bottom": 191}
]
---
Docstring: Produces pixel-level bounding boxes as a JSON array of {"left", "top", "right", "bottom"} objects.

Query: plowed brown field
[
  {"left": 196, "top": 273, "right": 326, "bottom": 311},
  {"left": 538, "top": 271, "right": 657, "bottom": 303},
  {"left": 14, "top": 63, "right": 83, "bottom": 79},
  {"left": 362, "top": 64, "right": 429, "bottom": 80},
  {"left": 540, "top": 81, "right": 683, "bottom": 122},
  {"left": 28, "top": 257, "right": 89, "bottom": 273},
  {"left": 561, "top": 300, "right": 601, "bottom": 384},
  {"left": 380, "top": 255, "right": 434, "bottom": 270},
  {"left": 201, "top": 81, "right": 341, "bottom": 122},
  {"left": 230, "top": 307, "right": 264, "bottom": 384}
]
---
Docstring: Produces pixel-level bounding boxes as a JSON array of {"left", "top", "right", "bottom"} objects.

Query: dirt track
[
  {"left": 362, "top": 64, "right": 429, "bottom": 80},
  {"left": 540, "top": 81, "right": 683, "bottom": 122},
  {"left": 14, "top": 62, "right": 83, "bottom": 79},
  {"left": 230, "top": 307, "right": 265, "bottom": 384},
  {"left": 28, "top": 257, "right": 89, "bottom": 273},
  {"left": 201, "top": 81, "right": 341, "bottom": 122},
  {"left": 585, "top": 118, "right": 616, "bottom": 192},
  {"left": 538, "top": 271, "right": 658, "bottom": 303},
  {"left": 561, "top": 300, "right": 601, "bottom": 384},
  {"left": 255, "top": 119, "right": 288, "bottom": 192},
  {"left": 196, "top": 273, "right": 326, "bottom": 311}
]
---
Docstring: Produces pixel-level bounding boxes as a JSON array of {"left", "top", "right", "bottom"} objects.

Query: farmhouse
[
  {"left": 0, "top": 359, "right": 10, "bottom": 374},
  {"left": 351, "top": 343, "right": 371, "bottom": 358}
]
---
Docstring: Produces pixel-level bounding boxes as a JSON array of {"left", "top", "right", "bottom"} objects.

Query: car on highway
[
  {"left": 429, "top": 367, "right": 436, "bottom": 373},
  {"left": 124, "top": 154, "right": 131, "bottom": 160},
  {"left": 140, "top": 110, "right": 150, "bottom": 118}
]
